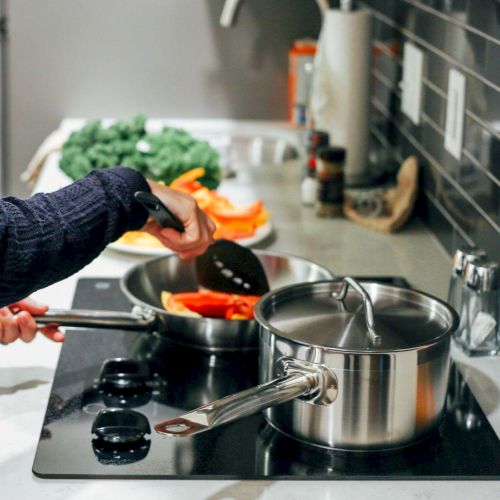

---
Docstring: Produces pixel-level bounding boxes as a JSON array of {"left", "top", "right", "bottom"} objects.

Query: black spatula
[{"left": 135, "top": 191, "right": 270, "bottom": 296}]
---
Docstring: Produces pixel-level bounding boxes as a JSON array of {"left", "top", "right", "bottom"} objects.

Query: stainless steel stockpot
[
  {"left": 36, "top": 251, "right": 333, "bottom": 352},
  {"left": 155, "top": 277, "right": 459, "bottom": 451}
]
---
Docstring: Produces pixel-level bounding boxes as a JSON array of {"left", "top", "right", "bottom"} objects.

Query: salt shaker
[
  {"left": 448, "top": 245, "right": 486, "bottom": 343},
  {"left": 457, "top": 261, "right": 499, "bottom": 357}
]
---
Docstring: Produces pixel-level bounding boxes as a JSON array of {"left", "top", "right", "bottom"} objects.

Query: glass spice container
[
  {"left": 301, "top": 130, "right": 329, "bottom": 206},
  {"left": 458, "top": 261, "right": 499, "bottom": 357},
  {"left": 449, "top": 247, "right": 487, "bottom": 336},
  {"left": 315, "top": 146, "right": 346, "bottom": 217}
]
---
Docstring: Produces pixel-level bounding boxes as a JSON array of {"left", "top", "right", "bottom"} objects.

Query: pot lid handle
[{"left": 331, "top": 277, "right": 381, "bottom": 344}]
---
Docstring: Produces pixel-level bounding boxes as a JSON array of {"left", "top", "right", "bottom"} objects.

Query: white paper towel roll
[{"left": 311, "top": 9, "right": 372, "bottom": 185}]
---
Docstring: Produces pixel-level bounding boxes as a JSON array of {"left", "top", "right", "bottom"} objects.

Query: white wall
[{"left": 6, "top": 0, "right": 320, "bottom": 195}]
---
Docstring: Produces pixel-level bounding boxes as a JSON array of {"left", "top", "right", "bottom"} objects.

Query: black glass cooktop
[{"left": 33, "top": 278, "right": 500, "bottom": 479}]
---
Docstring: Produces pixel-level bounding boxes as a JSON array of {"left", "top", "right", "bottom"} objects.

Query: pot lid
[{"left": 255, "top": 278, "right": 458, "bottom": 352}]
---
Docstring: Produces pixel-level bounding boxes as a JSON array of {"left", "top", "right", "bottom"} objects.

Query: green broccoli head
[{"left": 59, "top": 115, "right": 221, "bottom": 188}]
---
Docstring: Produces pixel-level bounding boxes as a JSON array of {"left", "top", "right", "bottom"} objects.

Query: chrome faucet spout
[
  {"left": 219, "top": 0, "right": 329, "bottom": 28},
  {"left": 220, "top": 0, "right": 243, "bottom": 28}
]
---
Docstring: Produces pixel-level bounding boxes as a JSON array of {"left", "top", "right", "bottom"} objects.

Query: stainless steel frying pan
[{"left": 37, "top": 250, "right": 334, "bottom": 351}]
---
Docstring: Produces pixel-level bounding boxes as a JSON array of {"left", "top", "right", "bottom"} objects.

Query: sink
[{"left": 143, "top": 119, "right": 306, "bottom": 204}]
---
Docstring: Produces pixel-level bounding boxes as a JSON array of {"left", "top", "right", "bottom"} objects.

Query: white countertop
[{"left": 1, "top": 121, "right": 499, "bottom": 499}]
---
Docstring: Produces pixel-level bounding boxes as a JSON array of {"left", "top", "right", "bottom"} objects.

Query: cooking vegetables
[
  {"left": 114, "top": 167, "right": 269, "bottom": 247},
  {"left": 169, "top": 168, "right": 269, "bottom": 240},
  {"left": 161, "top": 289, "right": 260, "bottom": 320},
  {"left": 59, "top": 115, "right": 221, "bottom": 189}
]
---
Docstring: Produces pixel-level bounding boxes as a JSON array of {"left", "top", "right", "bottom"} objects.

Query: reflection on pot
[
  {"left": 447, "top": 363, "right": 483, "bottom": 431},
  {"left": 255, "top": 421, "right": 443, "bottom": 477}
]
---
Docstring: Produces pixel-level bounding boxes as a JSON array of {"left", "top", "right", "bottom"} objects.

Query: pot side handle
[{"left": 154, "top": 372, "right": 317, "bottom": 437}]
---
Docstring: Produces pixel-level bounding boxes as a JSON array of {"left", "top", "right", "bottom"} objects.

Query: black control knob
[
  {"left": 92, "top": 408, "right": 151, "bottom": 444},
  {"left": 92, "top": 438, "right": 151, "bottom": 466},
  {"left": 99, "top": 358, "right": 150, "bottom": 391}
]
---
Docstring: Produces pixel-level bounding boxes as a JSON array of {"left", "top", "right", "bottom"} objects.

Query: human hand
[
  {"left": 0, "top": 298, "right": 64, "bottom": 345},
  {"left": 142, "top": 180, "right": 216, "bottom": 259}
]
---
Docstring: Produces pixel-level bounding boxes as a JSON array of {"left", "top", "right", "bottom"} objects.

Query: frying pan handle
[
  {"left": 34, "top": 307, "right": 157, "bottom": 331},
  {"left": 134, "top": 191, "right": 185, "bottom": 233},
  {"left": 331, "top": 276, "right": 381, "bottom": 344},
  {"left": 154, "top": 359, "right": 338, "bottom": 438}
]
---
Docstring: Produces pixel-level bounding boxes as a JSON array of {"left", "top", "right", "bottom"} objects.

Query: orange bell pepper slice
[
  {"left": 214, "top": 227, "right": 256, "bottom": 240},
  {"left": 170, "top": 167, "right": 205, "bottom": 188},
  {"left": 167, "top": 167, "right": 269, "bottom": 243},
  {"left": 210, "top": 201, "right": 264, "bottom": 221}
]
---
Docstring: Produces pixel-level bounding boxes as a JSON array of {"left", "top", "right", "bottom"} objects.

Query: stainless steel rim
[
  {"left": 119, "top": 250, "right": 335, "bottom": 323},
  {"left": 254, "top": 279, "right": 460, "bottom": 354}
]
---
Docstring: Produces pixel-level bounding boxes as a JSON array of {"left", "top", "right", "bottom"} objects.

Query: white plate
[{"left": 107, "top": 221, "right": 273, "bottom": 257}]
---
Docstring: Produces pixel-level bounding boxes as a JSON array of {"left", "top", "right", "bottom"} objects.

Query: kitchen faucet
[{"left": 219, "top": 0, "right": 331, "bottom": 27}]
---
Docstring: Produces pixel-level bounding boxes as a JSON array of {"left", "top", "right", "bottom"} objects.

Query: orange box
[{"left": 288, "top": 39, "right": 317, "bottom": 125}]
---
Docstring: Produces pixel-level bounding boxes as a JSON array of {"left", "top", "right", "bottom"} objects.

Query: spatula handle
[{"left": 134, "top": 191, "right": 185, "bottom": 233}]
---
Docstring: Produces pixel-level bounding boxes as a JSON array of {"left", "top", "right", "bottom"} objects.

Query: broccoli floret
[
  {"left": 60, "top": 152, "right": 92, "bottom": 179},
  {"left": 95, "top": 127, "right": 121, "bottom": 144},
  {"left": 65, "top": 120, "right": 101, "bottom": 149},
  {"left": 59, "top": 115, "right": 221, "bottom": 188}
]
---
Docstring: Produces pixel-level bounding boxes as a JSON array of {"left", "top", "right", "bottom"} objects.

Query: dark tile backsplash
[{"left": 362, "top": 0, "right": 500, "bottom": 261}]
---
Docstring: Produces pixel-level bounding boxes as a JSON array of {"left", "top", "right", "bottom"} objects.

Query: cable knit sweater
[{"left": 0, "top": 167, "right": 150, "bottom": 307}]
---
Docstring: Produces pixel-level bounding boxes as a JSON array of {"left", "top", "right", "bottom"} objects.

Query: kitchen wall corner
[{"left": 362, "top": 0, "right": 500, "bottom": 261}]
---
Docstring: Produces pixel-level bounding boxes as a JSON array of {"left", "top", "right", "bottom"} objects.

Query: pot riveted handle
[
  {"left": 34, "top": 308, "right": 157, "bottom": 331},
  {"left": 154, "top": 372, "right": 315, "bottom": 437},
  {"left": 331, "top": 277, "right": 381, "bottom": 344},
  {"left": 154, "top": 359, "right": 338, "bottom": 438}
]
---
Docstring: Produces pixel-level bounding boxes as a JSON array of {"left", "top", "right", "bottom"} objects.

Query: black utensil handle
[{"left": 134, "top": 191, "right": 185, "bottom": 233}]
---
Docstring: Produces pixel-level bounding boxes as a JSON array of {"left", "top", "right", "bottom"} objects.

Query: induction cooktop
[{"left": 32, "top": 278, "right": 500, "bottom": 479}]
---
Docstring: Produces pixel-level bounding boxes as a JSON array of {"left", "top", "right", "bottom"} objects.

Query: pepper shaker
[{"left": 448, "top": 246, "right": 486, "bottom": 344}]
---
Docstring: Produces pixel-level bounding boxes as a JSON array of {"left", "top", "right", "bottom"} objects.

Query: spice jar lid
[
  {"left": 255, "top": 278, "right": 458, "bottom": 352},
  {"left": 464, "top": 261, "right": 499, "bottom": 292},
  {"left": 317, "top": 146, "right": 346, "bottom": 163},
  {"left": 307, "top": 130, "right": 329, "bottom": 153},
  {"left": 452, "top": 245, "right": 486, "bottom": 275}
]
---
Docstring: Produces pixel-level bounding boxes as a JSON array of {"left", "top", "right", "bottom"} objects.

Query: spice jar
[
  {"left": 315, "top": 146, "right": 346, "bottom": 217},
  {"left": 301, "top": 130, "right": 329, "bottom": 206}
]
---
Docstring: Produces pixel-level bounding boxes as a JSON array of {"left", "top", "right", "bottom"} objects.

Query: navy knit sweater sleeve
[{"left": 0, "top": 167, "right": 151, "bottom": 307}]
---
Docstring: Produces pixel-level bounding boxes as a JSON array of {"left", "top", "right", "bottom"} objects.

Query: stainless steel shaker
[
  {"left": 456, "top": 261, "right": 499, "bottom": 357},
  {"left": 448, "top": 246, "right": 486, "bottom": 344}
]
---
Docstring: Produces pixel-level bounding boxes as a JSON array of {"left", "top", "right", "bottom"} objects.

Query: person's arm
[
  {"left": 0, "top": 167, "right": 215, "bottom": 308},
  {"left": 0, "top": 167, "right": 149, "bottom": 306}
]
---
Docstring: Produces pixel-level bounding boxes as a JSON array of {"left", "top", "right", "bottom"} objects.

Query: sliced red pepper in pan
[
  {"left": 171, "top": 291, "right": 231, "bottom": 318},
  {"left": 162, "top": 289, "right": 260, "bottom": 320}
]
